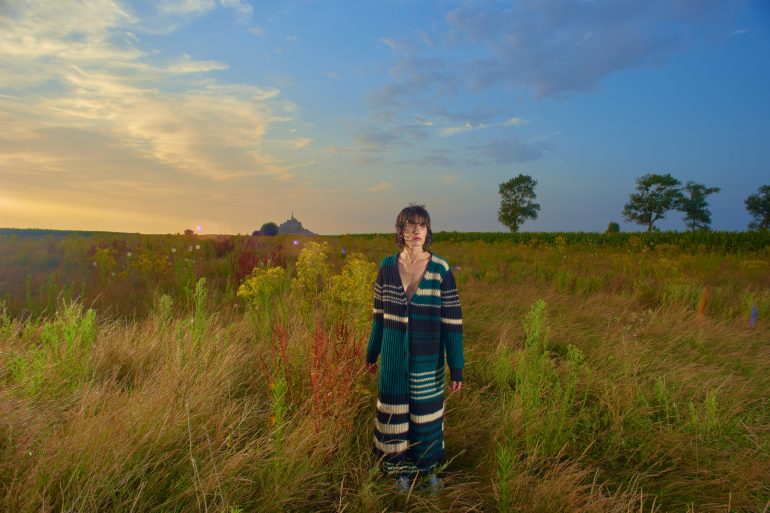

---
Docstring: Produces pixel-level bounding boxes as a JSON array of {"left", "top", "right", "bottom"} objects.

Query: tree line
[{"left": 498, "top": 174, "right": 770, "bottom": 232}]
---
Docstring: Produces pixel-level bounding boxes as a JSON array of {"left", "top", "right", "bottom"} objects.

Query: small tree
[
  {"left": 677, "top": 181, "right": 720, "bottom": 231},
  {"left": 260, "top": 222, "right": 279, "bottom": 236},
  {"left": 745, "top": 185, "right": 770, "bottom": 230},
  {"left": 622, "top": 173, "right": 682, "bottom": 232},
  {"left": 606, "top": 222, "right": 620, "bottom": 233},
  {"left": 498, "top": 174, "right": 540, "bottom": 232}
]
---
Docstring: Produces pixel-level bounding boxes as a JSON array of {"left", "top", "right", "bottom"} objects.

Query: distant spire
[{"left": 291, "top": 211, "right": 295, "bottom": 220}]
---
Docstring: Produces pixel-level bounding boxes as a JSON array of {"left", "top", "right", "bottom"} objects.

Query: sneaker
[
  {"left": 395, "top": 475, "right": 411, "bottom": 493},
  {"left": 423, "top": 474, "right": 443, "bottom": 494}
]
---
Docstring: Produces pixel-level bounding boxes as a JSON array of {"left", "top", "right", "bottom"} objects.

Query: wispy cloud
[
  {"left": 167, "top": 53, "right": 229, "bottom": 73},
  {"left": 475, "top": 136, "right": 552, "bottom": 165},
  {"left": 281, "top": 137, "right": 314, "bottom": 149},
  {"left": 368, "top": 181, "right": 394, "bottom": 193},
  {"left": 439, "top": 123, "right": 486, "bottom": 137},
  {"left": 0, "top": 0, "right": 296, "bottom": 183},
  {"left": 219, "top": 0, "right": 253, "bottom": 22}
]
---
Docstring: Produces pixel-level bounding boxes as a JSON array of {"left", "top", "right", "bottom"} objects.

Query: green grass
[{"left": 0, "top": 233, "right": 768, "bottom": 511}]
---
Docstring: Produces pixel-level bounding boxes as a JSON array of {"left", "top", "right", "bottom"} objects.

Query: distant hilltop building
[{"left": 278, "top": 212, "right": 315, "bottom": 235}]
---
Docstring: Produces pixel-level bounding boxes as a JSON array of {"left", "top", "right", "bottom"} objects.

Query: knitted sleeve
[
  {"left": 440, "top": 267, "right": 464, "bottom": 381},
  {"left": 365, "top": 262, "right": 385, "bottom": 364}
]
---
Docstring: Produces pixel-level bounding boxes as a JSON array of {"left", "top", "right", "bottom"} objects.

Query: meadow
[{"left": 0, "top": 231, "right": 768, "bottom": 512}]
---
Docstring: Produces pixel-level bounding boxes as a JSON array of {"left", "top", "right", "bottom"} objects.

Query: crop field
[{"left": 0, "top": 231, "right": 769, "bottom": 512}]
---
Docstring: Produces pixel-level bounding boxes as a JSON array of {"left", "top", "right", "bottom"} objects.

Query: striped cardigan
[{"left": 366, "top": 253, "right": 464, "bottom": 476}]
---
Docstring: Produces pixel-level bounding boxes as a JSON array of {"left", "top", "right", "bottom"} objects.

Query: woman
[{"left": 366, "top": 204, "right": 464, "bottom": 492}]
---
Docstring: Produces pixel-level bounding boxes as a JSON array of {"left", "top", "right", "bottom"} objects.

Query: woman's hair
[{"left": 395, "top": 204, "right": 432, "bottom": 248}]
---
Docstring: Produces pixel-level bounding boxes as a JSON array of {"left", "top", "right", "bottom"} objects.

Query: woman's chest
[{"left": 398, "top": 260, "right": 429, "bottom": 299}]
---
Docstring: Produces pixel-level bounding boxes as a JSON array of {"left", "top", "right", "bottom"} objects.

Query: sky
[{"left": 1, "top": 0, "right": 769, "bottom": 235}]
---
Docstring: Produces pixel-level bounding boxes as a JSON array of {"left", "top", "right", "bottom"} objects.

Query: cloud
[
  {"left": 248, "top": 26, "right": 265, "bottom": 37},
  {"left": 353, "top": 123, "right": 429, "bottom": 152},
  {"left": 373, "top": 0, "right": 742, "bottom": 104},
  {"left": 0, "top": 0, "right": 296, "bottom": 183},
  {"left": 437, "top": 115, "right": 527, "bottom": 136},
  {"left": 414, "top": 115, "right": 434, "bottom": 126},
  {"left": 439, "top": 123, "right": 486, "bottom": 137},
  {"left": 476, "top": 137, "right": 552, "bottom": 165},
  {"left": 280, "top": 137, "right": 314, "bottom": 149},
  {"left": 368, "top": 181, "right": 394, "bottom": 193},
  {"left": 504, "top": 117, "right": 526, "bottom": 126},
  {"left": 218, "top": 0, "right": 253, "bottom": 22},
  {"left": 438, "top": 174, "right": 459, "bottom": 185},
  {"left": 167, "top": 53, "right": 229, "bottom": 73}
]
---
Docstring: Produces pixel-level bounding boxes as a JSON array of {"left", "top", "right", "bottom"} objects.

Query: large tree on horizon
[
  {"left": 622, "top": 173, "right": 682, "bottom": 232},
  {"left": 745, "top": 185, "right": 770, "bottom": 230},
  {"left": 677, "top": 181, "right": 721, "bottom": 231},
  {"left": 498, "top": 174, "right": 540, "bottom": 232}
]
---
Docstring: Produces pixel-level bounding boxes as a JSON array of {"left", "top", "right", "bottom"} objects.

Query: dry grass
[{"left": 1, "top": 238, "right": 768, "bottom": 512}]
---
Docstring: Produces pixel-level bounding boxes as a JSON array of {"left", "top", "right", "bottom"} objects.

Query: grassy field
[{"left": 0, "top": 232, "right": 768, "bottom": 512}]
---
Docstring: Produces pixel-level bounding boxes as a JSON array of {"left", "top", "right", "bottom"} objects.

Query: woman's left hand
[{"left": 449, "top": 381, "right": 462, "bottom": 392}]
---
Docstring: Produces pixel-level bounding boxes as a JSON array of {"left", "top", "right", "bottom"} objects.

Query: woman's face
[{"left": 402, "top": 220, "right": 428, "bottom": 250}]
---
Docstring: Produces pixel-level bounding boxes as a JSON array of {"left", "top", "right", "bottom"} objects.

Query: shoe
[
  {"left": 423, "top": 474, "right": 442, "bottom": 494},
  {"left": 395, "top": 475, "right": 411, "bottom": 493}
]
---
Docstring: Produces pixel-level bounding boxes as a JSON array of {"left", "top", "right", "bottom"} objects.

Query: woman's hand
[{"left": 449, "top": 380, "right": 462, "bottom": 392}]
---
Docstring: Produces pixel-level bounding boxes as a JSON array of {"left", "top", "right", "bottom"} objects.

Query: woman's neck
[{"left": 400, "top": 246, "right": 426, "bottom": 263}]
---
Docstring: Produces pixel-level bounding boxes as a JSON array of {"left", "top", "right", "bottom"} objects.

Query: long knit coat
[{"left": 366, "top": 253, "right": 464, "bottom": 476}]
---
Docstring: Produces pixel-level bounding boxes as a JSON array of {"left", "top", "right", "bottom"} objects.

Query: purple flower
[
  {"left": 749, "top": 305, "right": 758, "bottom": 328},
  {"left": 293, "top": 240, "right": 299, "bottom": 246},
  {"left": 341, "top": 248, "right": 347, "bottom": 254},
  {"left": 454, "top": 265, "right": 461, "bottom": 271}
]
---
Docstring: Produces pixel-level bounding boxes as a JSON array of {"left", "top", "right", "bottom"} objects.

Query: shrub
[
  {"left": 291, "top": 242, "right": 330, "bottom": 328},
  {"left": 321, "top": 253, "right": 376, "bottom": 336}
]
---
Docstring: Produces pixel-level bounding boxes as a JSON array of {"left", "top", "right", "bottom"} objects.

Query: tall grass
[{"left": 0, "top": 235, "right": 768, "bottom": 511}]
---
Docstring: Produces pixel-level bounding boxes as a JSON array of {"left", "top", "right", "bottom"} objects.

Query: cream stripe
[
  {"left": 415, "top": 288, "right": 441, "bottom": 297},
  {"left": 383, "top": 313, "right": 409, "bottom": 323},
  {"left": 373, "top": 308, "right": 383, "bottom": 314},
  {"left": 441, "top": 317, "right": 462, "bottom": 325},
  {"left": 374, "top": 436, "right": 408, "bottom": 453},
  {"left": 411, "top": 370, "right": 438, "bottom": 377},
  {"left": 409, "top": 376, "right": 438, "bottom": 383},
  {"left": 411, "top": 408, "right": 444, "bottom": 424},
  {"left": 410, "top": 382, "right": 436, "bottom": 390},
  {"left": 431, "top": 255, "right": 449, "bottom": 271},
  {"left": 377, "top": 399, "right": 409, "bottom": 414},
  {"left": 375, "top": 420, "right": 409, "bottom": 435},
  {"left": 414, "top": 389, "right": 444, "bottom": 401},
  {"left": 424, "top": 271, "right": 441, "bottom": 280}
]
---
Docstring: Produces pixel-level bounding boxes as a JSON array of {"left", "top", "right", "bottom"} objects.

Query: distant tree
[
  {"left": 622, "top": 173, "right": 682, "bottom": 232},
  {"left": 184, "top": 228, "right": 195, "bottom": 236},
  {"left": 498, "top": 174, "right": 540, "bottom": 232},
  {"left": 677, "top": 181, "right": 720, "bottom": 231},
  {"left": 251, "top": 230, "right": 261, "bottom": 236},
  {"left": 745, "top": 185, "right": 770, "bottom": 230},
  {"left": 260, "top": 222, "right": 279, "bottom": 236},
  {"left": 606, "top": 222, "right": 620, "bottom": 233}
]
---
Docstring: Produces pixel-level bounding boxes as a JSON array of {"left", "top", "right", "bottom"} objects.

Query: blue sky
[{"left": 1, "top": 0, "right": 769, "bottom": 234}]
